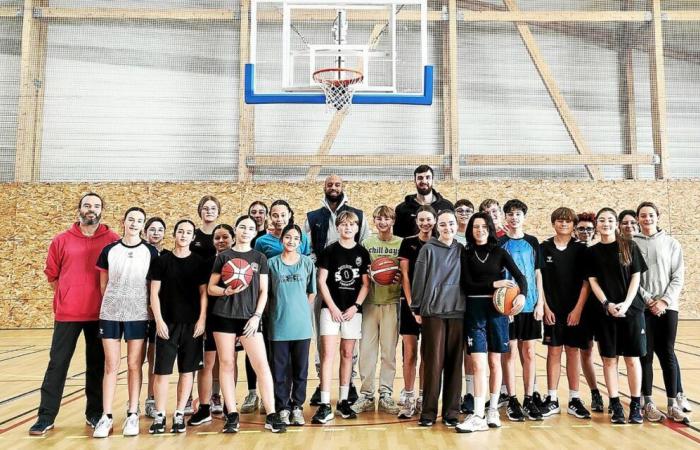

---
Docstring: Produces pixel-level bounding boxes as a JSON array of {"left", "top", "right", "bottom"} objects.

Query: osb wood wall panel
[{"left": 0, "top": 180, "right": 697, "bottom": 328}]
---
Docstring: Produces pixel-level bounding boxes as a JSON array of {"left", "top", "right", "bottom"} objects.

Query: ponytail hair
[
  {"left": 596, "top": 207, "right": 632, "bottom": 267},
  {"left": 271, "top": 199, "right": 295, "bottom": 226}
]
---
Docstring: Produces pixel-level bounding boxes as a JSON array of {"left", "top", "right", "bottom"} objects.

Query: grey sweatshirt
[
  {"left": 633, "top": 230, "right": 684, "bottom": 311},
  {"left": 410, "top": 237, "right": 466, "bottom": 319}
]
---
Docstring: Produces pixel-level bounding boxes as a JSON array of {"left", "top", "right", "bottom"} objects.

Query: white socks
[
  {"left": 489, "top": 393, "right": 499, "bottom": 410},
  {"left": 466, "top": 375, "right": 474, "bottom": 396},
  {"left": 321, "top": 391, "right": 331, "bottom": 404},
  {"left": 548, "top": 390, "right": 558, "bottom": 401},
  {"left": 474, "top": 396, "right": 486, "bottom": 417},
  {"left": 339, "top": 385, "right": 349, "bottom": 401}
]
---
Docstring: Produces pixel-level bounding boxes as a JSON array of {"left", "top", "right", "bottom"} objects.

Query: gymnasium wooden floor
[{"left": 1, "top": 323, "right": 699, "bottom": 449}]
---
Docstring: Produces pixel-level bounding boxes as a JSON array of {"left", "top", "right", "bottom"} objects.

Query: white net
[{"left": 313, "top": 68, "right": 364, "bottom": 112}]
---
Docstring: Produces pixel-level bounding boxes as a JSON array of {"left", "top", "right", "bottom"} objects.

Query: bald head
[{"left": 324, "top": 174, "right": 344, "bottom": 204}]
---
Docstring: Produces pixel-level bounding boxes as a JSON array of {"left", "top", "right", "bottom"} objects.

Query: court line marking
[{"left": 323, "top": 428, "right": 346, "bottom": 432}]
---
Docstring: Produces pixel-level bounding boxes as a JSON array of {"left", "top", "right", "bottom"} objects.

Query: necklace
[{"left": 475, "top": 250, "right": 489, "bottom": 264}]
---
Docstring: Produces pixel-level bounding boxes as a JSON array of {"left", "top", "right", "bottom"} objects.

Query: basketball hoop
[{"left": 313, "top": 67, "right": 364, "bottom": 112}]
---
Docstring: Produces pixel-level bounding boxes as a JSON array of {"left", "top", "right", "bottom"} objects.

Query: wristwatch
[{"left": 354, "top": 303, "right": 362, "bottom": 312}]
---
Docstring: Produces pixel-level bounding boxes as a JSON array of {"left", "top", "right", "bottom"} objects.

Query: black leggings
[{"left": 641, "top": 310, "right": 679, "bottom": 398}]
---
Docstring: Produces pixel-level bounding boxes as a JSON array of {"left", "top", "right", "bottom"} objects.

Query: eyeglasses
[
  {"left": 576, "top": 227, "right": 594, "bottom": 233},
  {"left": 455, "top": 208, "right": 473, "bottom": 214}
]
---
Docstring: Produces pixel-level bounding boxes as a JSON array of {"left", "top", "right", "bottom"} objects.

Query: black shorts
[
  {"left": 205, "top": 328, "right": 217, "bottom": 352},
  {"left": 465, "top": 297, "right": 510, "bottom": 354},
  {"left": 99, "top": 319, "right": 148, "bottom": 341},
  {"left": 399, "top": 298, "right": 421, "bottom": 336},
  {"left": 210, "top": 314, "right": 262, "bottom": 336},
  {"left": 596, "top": 310, "right": 647, "bottom": 359},
  {"left": 146, "top": 320, "right": 156, "bottom": 343},
  {"left": 509, "top": 312, "right": 542, "bottom": 341},
  {"left": 580, "top": 302, "right": 600, "bottom": 342},
  {"left": 543, "top": 314, "right": 590, "bottom": 349},
  {"left": 153, "top": 323, "right": 204, "bottom": 375}
]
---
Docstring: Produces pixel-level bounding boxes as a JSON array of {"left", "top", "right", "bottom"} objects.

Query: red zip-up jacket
[{"left": 44, "top": 223, "right": 120, "bottom": 321}]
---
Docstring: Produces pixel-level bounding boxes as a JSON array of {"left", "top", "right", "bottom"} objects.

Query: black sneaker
[
  {"left": 171, "top": 412, "right": 186, "bottom": 433},
  {"left": 311, "top": 404, "right": 334, "bottom": 424},
  {"left": 85, "top": 415, "right": 101, "bottom": 428},
  {"left": 523, "top": 397, "right": 543, "bottom": 421},
  {"left": 188, "top": 405, "right": 212, "bottom": 426},
  {"left": 567, "top": 398, "right": 591, "bottom": 419},
  {"left": 590, "top": 391, "right": 604, "bottom": 413},
  {"left": 265, "top": 413, "right": 287, "bottom": 433},
  {"left": 29, "top": 419, "right": 54, "bottom": 436},
  {"left": 461, "top": 394, "right": 474, "bottom": 414},
  {"left": 337, "top": 400, "right": 357, "bottom": 419},
  {"left": 628, "top": 402, "right": 643, "bottom": 424},
  {"left": 418, "top": 417, "right": 434, "bottom": 427},
  {"left": 149, "top": 414, "right": 166, "bottom": 434},
  {"left": 310, "top": 386, "right": 322, "bottom": 406},
  {"left": 532, "top": 392, "right": 545, "bottom": 410},
  {"left": 610, "top": 402, "right": 626, "bottom": 424},
  {"left": 223, "top": 412, "right": 240, "bottom": 433},
  {"left": 348, "top": 384, "right": 359, "bottom": 405},
  {"left": 506, "top": 396, "right": 525, "bottom": 422},
  {"left": 540, "top": 396, "right": 560, "bottom": 417},
  {"left": 442, "top": 417, "right": 458, "bottom": 427}
]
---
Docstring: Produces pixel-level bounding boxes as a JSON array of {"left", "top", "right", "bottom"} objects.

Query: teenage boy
[
  {"left": 147, "top": 220, "right": 208, "bottom": 434},
  {"left": 539, "top": 208, "right": 592, "bottom": 420},
  {"left": 500, "top": 199, "right": 545, "bottom": 421},
  {"left": 353, "top": 206, "right": 402, "bottom": 415},
  {"left": 312, "top": 211, "right": 371, "bottom": 423},
  {"left": 394, "top": 165, "right": 453, "bottom": 238},
  {"left": 479, "top": 199, "right": 506, "bottom": 239}
]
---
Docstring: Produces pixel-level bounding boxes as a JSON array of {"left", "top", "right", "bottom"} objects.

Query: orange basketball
[
  {"left": 493, "top": 285, "right": 523, "bottom": 316},
  {"left": 220, "top": 258, "right": 254, "bottom": 291},
  {"left": 370, "top": 256, "right": 399, "bottom": 286}
]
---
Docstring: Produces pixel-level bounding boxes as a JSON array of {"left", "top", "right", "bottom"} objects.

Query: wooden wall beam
[
  {"left": 251, "top": 155, "right": 446, "bottom": 167},
  {"left": 15, "top": 0, "right": 48, "bottom": 182},
  {"left": 619, "top": 0, "right": 638, "bottom": 180},
  {"left": 649, "top": 0, "right": 669, "bottom": 180},
  {"left": 502, "top": 0, "right": 601, "bottom": 180},
  {"left": 238, "top": 0, "right": 254, "bottom": 181},
  {"left": 460, "top": 10, "right": 649, "bottom": 22},
  {"left": 664, "top": 10, "right": 700, "bottom": 21},
  {"left": 38, "top": 7, "right": 236, "bottom": 21},
  {"left": 464, "top": 153, "right": 656, "bottom": 166},
  {"left": 448, "top": 0, "right": 460, "bottom": 181},
  {"left": 0, "top": 7, "right": 21, "bottom": 17}
]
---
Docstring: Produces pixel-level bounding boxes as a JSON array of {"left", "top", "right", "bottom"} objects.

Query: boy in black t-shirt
[
  {"left": 148, "top": 220, "right": 208, "bottom": 434},
  {"left": 312, "top": 211, "right": 371, "bottom": 424},
  {"left": 539, "top": 208, "right": 591, "bottom": 420}
]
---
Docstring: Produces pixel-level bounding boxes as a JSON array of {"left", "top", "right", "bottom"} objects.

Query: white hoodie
[{"left": 633, "top": 230, "right": 684, "bottom": 311}]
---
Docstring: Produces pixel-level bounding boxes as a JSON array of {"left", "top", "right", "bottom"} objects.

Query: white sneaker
[
  {"left": 398, "top": 396, "right": 416, "bottom": 419},
  {"left": 455, "top": 414, "right": 488, "bottom": 433},
  {"left": 123, "top": 413, "right": 139, "bottom": 436},
  {"left": 644, "top": 402, "right": 666, "bottom": 422},
  {"left": 677, "top": 393, "right": 692, "bottom": 413},
  {"left": 93, "top": 415, "right": 113, "bottom": 438},
  {"left": 291, "top": 407, "right": 305, "bottom": 425},
  {"left": 398, "top": 389, "right": 407, "bottom": 406},
  {"left": 668, "top": 405, "right": 690, "bottom": 424},
  {"left": 279, "top": 409, "right": 291, "bottom": 425},
  {"left": 486, "top": 408, "right": 501, "bottom": 428}
]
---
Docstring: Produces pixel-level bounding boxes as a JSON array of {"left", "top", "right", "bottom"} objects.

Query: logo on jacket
[{"left": 546, "top": 256, "right": 553, "bottom": 263}]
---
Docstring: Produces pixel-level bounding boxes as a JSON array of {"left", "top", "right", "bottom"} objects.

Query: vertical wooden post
[
  {"left": 15, "top": 0, "right": 48, "bottom": 182},
  {"left": 447, "top": 0, "right": 460, "bottom": 181},
  {"left": 618, "top": 0, "right": 638, "bottom": 180},
  {"left": 238, "top": 0, "right": 254, "bottom": 182},
  {"left": 649, "top": 0, "right": 668, "bottom": 179}
]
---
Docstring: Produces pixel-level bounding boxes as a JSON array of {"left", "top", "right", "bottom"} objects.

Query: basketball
[
  {"left": 220, "top": 258, "right": 254, "bottom": 291},
  {"left": 370, "top": 256, "right": 399, "bottom": 286},
  {"left": 493, "top": 285, "right": 523, "bottom": 316}
]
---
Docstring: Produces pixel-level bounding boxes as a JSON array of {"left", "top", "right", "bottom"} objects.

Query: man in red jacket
[{"left": 29, "top": 193, "right": 120, "bottom": 435}]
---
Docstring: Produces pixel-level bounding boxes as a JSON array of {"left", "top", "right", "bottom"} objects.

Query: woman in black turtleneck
[{"left": 457, "top": 212, "right": 527, "bottom": 433}]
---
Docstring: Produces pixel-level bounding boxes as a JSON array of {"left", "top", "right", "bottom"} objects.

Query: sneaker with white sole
[
  {"left": 540, "top": 396, "right": 560, "bottom": 417},
  {"left": 486, "top": 408, "right": 501, "bottom": 428},
  {"left": 677, "top": 393, "right": 692, "bottom": 413},
  {"left": 398, "top": 389, "right": 407, "bottom": 407},
  {"left": 351, "top": 395, "right": 376, "bottom": 414},
  {"left": 145, "top": 397, "right": 156, "bottom": 419},
  {"left": 171, "top": 412, "right": 186, "bottom": 433},
  {"left": 643, "top": 402, "right": 665, "bottom": 422},
  {"left": 398, "top": 396, "right": 416, "bottom": 419},
  {"left": 211, "top": 394, "right": 223, "bottom": 415},
  {"left": 291, "top": 406, "right": 305, "bottom": 426},
  {"left": 279, "top": 409, "right": 291, "bottom": 425},
  {"left": 416, "top": 396, "right": 423, "bottom": 413},
  {"left": 149, "top": 414, "right": 166, "bottom": 434},
  {"left": 378, "top": 396, "right": 400, "bottom": 415},
  {"left": 668, "top": 405, "right": 690, "bottom": 424},
  {"left": 456, "top": 414, "right": 488, "bottom": 433},
  {"left": 123, "top": 413, "right": 139, "bottom": 436},
  {"left": 183, "top": 397, "right": 194, "bottom": 416},
  {"left": 93, "top": 415, "right": 113, "bottom": 438},
  {"left": 567, "top": 398, "right": 591, "bottom": 419},
  {"left": 240, "top": 392, "right": 259, "bottom": 414}
]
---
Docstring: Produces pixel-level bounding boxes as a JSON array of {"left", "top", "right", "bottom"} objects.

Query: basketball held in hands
[{"left": 220, "top": 258, "right": 254, "bottom": 291}]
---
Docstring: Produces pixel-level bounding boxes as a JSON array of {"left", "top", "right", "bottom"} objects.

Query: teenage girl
[
  {"left": 143, "top": 217, "right": 165, "bottom": 419},
  {"left": 618, "top": 210, "right": 639, "bottom": 240}
]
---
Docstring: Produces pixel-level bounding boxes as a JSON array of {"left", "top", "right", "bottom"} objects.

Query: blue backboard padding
[{"left": 244, "top": 64, "right": 433, "bottom": 106}]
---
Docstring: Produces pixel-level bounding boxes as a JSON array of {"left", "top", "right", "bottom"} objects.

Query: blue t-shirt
[
  {"left": 254, "top": 232, "right": 312, "bottom": 259},
  {"left": 499, "top": 234, "right": 542, "bottom": 313},
  {"left": 268, "top": 254, "right": 316, "bottom": 341}
]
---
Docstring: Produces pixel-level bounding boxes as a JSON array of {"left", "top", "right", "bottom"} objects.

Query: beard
[
  {"left": 325, "top": 190, "right": 343, "bottom": 203},
  {"left": 79, "top": 211, "right": 101, "bottom": 225},
  {"left": 416, "top": 184, "right": 432, "bottom": 196}
]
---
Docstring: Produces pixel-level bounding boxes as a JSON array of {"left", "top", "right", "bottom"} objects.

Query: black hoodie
[{"left": 393, "top": 189, "right": 454, "bottom": 238}]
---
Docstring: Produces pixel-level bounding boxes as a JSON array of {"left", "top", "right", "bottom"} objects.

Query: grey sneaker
[
  {"left": 240, "top": 392, "right": 259, "bottom": 414},
  {"left": 668, "top": 405, "right": 690, "bottom": 424},
  {"left": 145, "top": 397, "right": 156, "bottom": 419},
  {"left": 183, "top": 397, "right": 194, "bottom": 416},
  {"left": 397, "top": 389, "right": 407, "bottom": 406},
  {"left": 279, "top": 409, "right": 291, "bottom": 425},
  {"left": 291, "top": 407, "right": 305, "bottom": 426},
  {"left": 398, "top": 396, "right": 416, "bottom": 419},
  {"left": 350, "top": 395, "right": 376, "bottom": 414},
  {"left": 378, "top": 395, "right": 400, "bottom": 415},
  {"left": 643, "top": 402, "right": 665, "bottom": 422},
  {"left": 677, "top": 393, "right": 692, "bottom": 413},
  {"left": 416, "top": 396, "right": 423, "bottom": 413},
  {"left": 211, "top": 393, "right": 223, "bottom": 415}
]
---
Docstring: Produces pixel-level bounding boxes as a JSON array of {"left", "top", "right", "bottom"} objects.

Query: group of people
[{"left": 28, "top": 164, "right": 692, "bottom": 438}]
